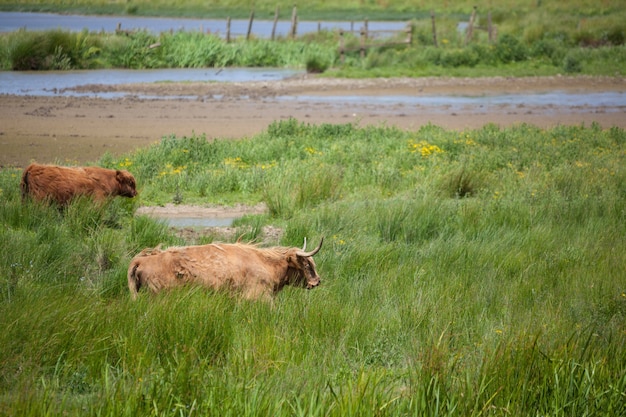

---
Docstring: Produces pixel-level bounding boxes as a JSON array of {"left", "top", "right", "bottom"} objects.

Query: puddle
[
  {"left": 153, "top": 216, "right": 239, "bottom": 228},
  {"left": 136, "top": 203, "right": 266, "bottom": 229},
  {"left": 276, "top": 92, "right": 626, "bottom": 113}
]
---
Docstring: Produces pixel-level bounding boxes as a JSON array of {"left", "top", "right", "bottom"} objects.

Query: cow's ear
[
  {"left": 286, "top": 251, "right": 298, "bottom": 265},
  {"left": 115, "top": 170, "right": 123, "bottom": 182}
]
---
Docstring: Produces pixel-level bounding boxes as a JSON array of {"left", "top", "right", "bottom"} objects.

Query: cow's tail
[
  {"left": 20, "top": 169, "right": 30, "bottom": 202},
  {"left": 128, "top": 261, "right": 141, "bottom": 300}
]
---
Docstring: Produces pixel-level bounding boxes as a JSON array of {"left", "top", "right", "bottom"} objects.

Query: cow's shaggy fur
[
  {"left": 21, "top": 163, "right": 137, "bottom": 206},
  {"left": 127, "top": 239, "right": 323, "bottom": 301}
]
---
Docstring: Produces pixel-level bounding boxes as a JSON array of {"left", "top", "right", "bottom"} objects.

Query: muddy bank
[{"left": 1, "top": 75, "right": 625, "bottom": 168}]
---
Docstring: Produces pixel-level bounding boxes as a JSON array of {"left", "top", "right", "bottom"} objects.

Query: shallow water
[
  {"left": 156, "top": 216, "right": 238, "bottom": 228},
  {"left": 0, "top": 68, "right": 302, "bottom": 96},
  {"left": 2, "top": 68, "right": 625, "bottom": 112},
  {"left": 0, "top": 11, "right": 406, "bottom": 37},
  {"left": 276, "top": 92, "right": 626, "bottom": 113}
]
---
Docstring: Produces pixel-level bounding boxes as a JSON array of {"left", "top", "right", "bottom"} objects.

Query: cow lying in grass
[
  {"left": 127, "top": 238, "right": 324, "bottom": 301},
  {"left": 20, "top": 163, "right": 137, "bottom": 206}
]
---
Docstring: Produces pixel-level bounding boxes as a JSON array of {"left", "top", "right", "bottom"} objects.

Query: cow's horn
[
  {"left": 302, "top": 237, "right": 307, "bottom": 251},
  {"left": 296, "top": 237, "right": 323, "bottom": 257}
]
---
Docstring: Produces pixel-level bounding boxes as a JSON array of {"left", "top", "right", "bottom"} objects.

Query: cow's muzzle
[{"left": 306, "top": 278, "right": 321, "bottom": 289}]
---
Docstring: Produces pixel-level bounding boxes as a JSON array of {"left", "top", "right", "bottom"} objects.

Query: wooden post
[
  {"left": 465, "top": 6, "right": 477, "bottom": 45},
  {"left": 271, "top": 6, "right": 279, "bottom": 40},
  {"left": 246, "top": 10, "right": 254, "bottom": 40},
  {"left": 360, "top": 27, "right": 366, "bottom": 59},
  {"left": 431, "top": 11, "right": 438, "bottom": 47},
  {"left": 318, "top": 21, "right": 321, "bottom": 33},
  {"left": 290, "top": 5, "right": 298, "bottom": 38},
  {"left": 406, "top": 22, "right": 413, "bottom": 45},
  {"left": 226, "top": 17, "right": 231, "bottom": 42},
  {"left": 339, "top": 29, "right": 345, "bottom": 63},
  {"left": 363, "top": 18, "right": 368, "bottom": 42}
]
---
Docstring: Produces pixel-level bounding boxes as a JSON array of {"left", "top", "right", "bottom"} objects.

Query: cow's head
[
  {"left": 116, "top": 170, "right": 138, "bottom": 198},
  {"left": 287, "top": 237, "right": 324, "bottom": 289}
]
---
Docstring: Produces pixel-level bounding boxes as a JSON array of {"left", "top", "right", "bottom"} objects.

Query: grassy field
[
  {"left": 1, "top": 0, "right": 626, "bottom": 75},
  {"left": 1, "top": 120, "right": 625, "bottom": 415}
]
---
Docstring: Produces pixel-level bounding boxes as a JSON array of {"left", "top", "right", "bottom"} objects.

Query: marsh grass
[
  {"left": 2, "top": 6, "right": 626, "bottom": 75},
  {"left": 1, "top": 121, "right": 625, "bottom": 415}
]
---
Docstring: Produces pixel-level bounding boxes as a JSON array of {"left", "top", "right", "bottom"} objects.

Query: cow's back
[
  {"left": 21, "top": 163, "right": 136, "bottom": 204},
  {"left": 21, "top": 163, "right": 93, "bottom": 205},
  {"left": 127, "top": 243, "right": 286, "bottom": 299}
]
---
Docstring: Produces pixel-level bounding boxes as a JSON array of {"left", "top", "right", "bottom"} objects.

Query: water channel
[
  {"left": 0, "top": 11, "right": 406, "bottom": 37},
  {"left": 0, "top": 67, "right": 303, "bottom": 96}
]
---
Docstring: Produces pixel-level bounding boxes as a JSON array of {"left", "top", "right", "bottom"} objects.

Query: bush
[
  {"left": 305, "top": 54, "right": 329, "bottom": 73},
  {"left": 495, "top": 33, "right": 528, "bottom": 63},
  {"left": 439, "top": 47, "right": 480, "bottom": 67},
  {"left": 563, "top": 52, "right": 582, "bottom": 73},
  {"left": 604, "top": 26, "right": 626, "bottom": 46},
  {"left": 6, "top": 29, "right": 102, "bottom": 70}
]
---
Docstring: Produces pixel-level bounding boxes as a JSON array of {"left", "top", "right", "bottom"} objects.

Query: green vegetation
[
  {"left": 1, "top": 0, "right": 626, "bottom": 75},
  {"left": 1, "top": 25, "right": 625, "bottom": 75},
  {"left": 2, "top": 121, "right": 625, "bottom": 415},
  {"left": 0, "top": 29, "right": 338, "bottom": 70}
]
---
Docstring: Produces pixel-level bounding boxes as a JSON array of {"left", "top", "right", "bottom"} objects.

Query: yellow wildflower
[
  {"left": 224, "top": 157, "right": 249, "bottom": 169},
  {"left": 305, "top": 146, "right": 323, "bottom": 156},
  {"left": 408, "top": 140, "right": 444, "bottom": 157}
]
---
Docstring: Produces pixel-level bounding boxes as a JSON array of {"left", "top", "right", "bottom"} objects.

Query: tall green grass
[
  {"left": 1, "top": 121, "right": 625, "bottom": 415},
  {"left": 1, "top": 4, "right": 626, "bottom": 75},
  {"left": 0, "top": 29, "right": 339, "bottom": 70}
]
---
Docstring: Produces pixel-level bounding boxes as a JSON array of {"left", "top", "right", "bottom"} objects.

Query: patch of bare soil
[
  {"left": 136, "top": 203, "right": 282, "bottom": 244},
  {"left": 135, "top": 202, "right": 267, "bottom": 218}
]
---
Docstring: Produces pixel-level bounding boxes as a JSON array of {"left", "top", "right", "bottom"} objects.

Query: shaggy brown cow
[
  {"left": 21, "top": 163, "right": 137, "bottom": 206},
  {"left": 127, "top": 238, "right": 324, "bottom": 301}
]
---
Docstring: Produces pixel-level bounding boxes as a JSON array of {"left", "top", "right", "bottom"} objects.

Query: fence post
[
  {"left": 406, "top": 22, "right": 413, "bottom": 45},
  {"left": 226, "top": 17, "right": 231, "bottom": 42},
  {"left": 290, "top": 5, "right": 298, "bottom": 38},
  {"left": 246, "top": 10, "right": 254, "bottom": 40},
  {"left": 465, "top": 6, "right": 477, "bottom": 45},
  {"left": 364, "top": 18, "right": 368, "bottom": 42},
  {"left": 431, "top": 11, "right": 438, "bottom": 47},
  {"left": 339, "top": 29, "right": 345, "bottom": 64},
  {"left": 360, "top": 27, "right": 366, "bottom": 59},
  {"left": 271, "top": 6, "right": 279, "bottom": 40}
]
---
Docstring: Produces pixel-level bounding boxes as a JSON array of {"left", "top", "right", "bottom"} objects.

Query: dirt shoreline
[{"left": 1, "top": 74, "right": 625, "bottom": 168}]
